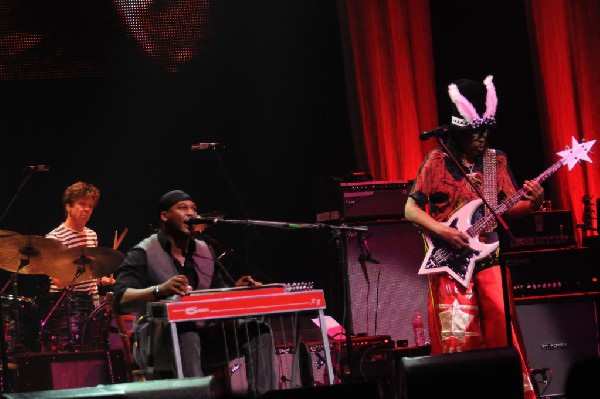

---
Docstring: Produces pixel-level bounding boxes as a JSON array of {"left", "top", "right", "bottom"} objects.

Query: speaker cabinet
[
  {"left": 227, "top": 351, "right": 307, "bottom": 394},
  {"left": 516, "top": 295, "right": 600, "bottom": 397},
  {"left": 345, "top": 220, "right": 428, "bottom": 344},
  {"left": 398, "top": 347, "right": 524, "bottom": 399},
  {"left": 15, "top": 350, "right": 126, "bottom": 392}
]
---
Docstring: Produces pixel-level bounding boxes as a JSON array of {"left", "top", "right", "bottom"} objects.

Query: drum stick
[{"left": 113, "top": 227, "right": 128, "bottom": 250}]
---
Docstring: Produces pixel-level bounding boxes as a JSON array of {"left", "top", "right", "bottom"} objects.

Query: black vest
[{"left": 136, "top": 233, "right": 216, "bottom": 290}]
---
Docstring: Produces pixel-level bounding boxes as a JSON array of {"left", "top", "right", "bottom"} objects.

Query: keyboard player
[{"left": 111, "top": 189, "right": 277, "bottom": 397}]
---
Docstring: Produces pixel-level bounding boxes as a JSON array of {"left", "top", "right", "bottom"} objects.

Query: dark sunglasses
[{"left": 470, "top": 129, "right": 490, "bottom": 140}]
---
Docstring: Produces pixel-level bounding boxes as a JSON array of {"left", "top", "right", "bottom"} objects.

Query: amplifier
[
  {"left": 505, "top": 247, "right": 597, "bottom": 297},
  {"left": 304, "top": 335, "right": 394, "bottom": 353},
  {"left": 502, "top": 210, "right": 576, "bottom": 252},
  {"left": 301, "top": 335, "right": 395, "bottom": 388},
  {"left": 315, "top": 180, "right": 412, "bottom": 222}
]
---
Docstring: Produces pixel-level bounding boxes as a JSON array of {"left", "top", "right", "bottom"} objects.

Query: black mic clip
[
  {"left": 419, "top": 125, "right": 451, "bottom": 141},
  {"left": 27, "top": 164, "right": 50, "bottom": 172},
  {"left": 358, "top": 253, "right": 380, "bottom": 264},
  {"left": 191, "top": 142, "right": 226, "bottom": 151},
  {"left": 357, "top": 233, "right": 380, "bottom": 264}
]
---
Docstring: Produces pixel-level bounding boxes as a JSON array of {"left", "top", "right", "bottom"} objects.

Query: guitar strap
[{"left": 482, "top": 148, "right": 497, "bottom": 233}]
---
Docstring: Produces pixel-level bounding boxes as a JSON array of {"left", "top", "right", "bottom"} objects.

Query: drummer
[{"left": 46, "top": 181, "right": 115, "bottom": 299}]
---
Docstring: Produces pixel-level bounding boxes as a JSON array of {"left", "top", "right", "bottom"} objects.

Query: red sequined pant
[{"left": 427, "top": 266, "right": 536, "bottom": 399}]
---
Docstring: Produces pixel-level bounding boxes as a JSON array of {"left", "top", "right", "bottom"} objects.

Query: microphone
[
  {"left": 191, "top": 142, "right": 226, "bottom": 151},
  {"left": 185, "top": 215, "right": 222, "bottom": 225},
  {"left": 419, "top": 125, "right": 450, "bottom": 141},
  {"left": 27, "top": 164, "right": 50, "bottom": 172}
]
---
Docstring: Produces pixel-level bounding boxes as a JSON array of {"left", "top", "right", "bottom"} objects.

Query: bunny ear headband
[{"left": 448, "top": 75, "right": 497, "bottom": 130}]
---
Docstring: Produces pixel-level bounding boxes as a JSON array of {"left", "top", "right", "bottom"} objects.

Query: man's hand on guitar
[
  {"left": 522, "top": 180, "right": 544, "bottom": 210},
  {"left": 438, "top": 225, "right": 470, "bottom": 250}
]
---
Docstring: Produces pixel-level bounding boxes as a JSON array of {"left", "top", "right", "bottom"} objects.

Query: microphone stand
[
  {"left": 436, "top": 136, "right": 516, "bottom": 346},
  {"left": 323, "top": 223, "right": 368, "bottom": 383},
  {"left": 188, "top": 217, "right": 368, "bottom": 381},
  {"left": 194, "top": 231, "right": 239, "bottom": 286},
  {"left": 0, "top": 167, "right": 41, "bottom": 227},
  {"left": 209, "top": 146, "right": 254, "bottom": 275}
]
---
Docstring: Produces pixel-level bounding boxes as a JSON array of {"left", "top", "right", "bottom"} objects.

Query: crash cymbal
[
  {"left": 0, "top": 235, "right": 66, "bottom": 274},
  {"left": 0, "top": 230, "right": 20, "bottom": 238},
  {"left": 43, "top": 246, "right": 125, "bottom": 283}
]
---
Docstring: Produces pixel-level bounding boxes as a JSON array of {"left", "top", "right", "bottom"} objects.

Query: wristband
[{"left": 152, "top": 285, "right": 162, "bottom": 300}]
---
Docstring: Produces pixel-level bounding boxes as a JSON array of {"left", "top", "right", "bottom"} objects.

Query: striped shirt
[{"left": 46, "top": 224, "right": 99, "bottom": 294}]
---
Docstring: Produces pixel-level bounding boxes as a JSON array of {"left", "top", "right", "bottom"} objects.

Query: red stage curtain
[
  {"left": 341, "top": 0, "right": 600, "bottom": 242},
  {"left": 338, "top": 0, "right": 437, "bottom": 181},
  {"left": 526, "top": 0, "right": 600, "bottom": 242}
]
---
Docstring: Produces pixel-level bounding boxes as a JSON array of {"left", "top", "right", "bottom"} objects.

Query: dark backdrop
[
  {"left": 1, "top": 1, "right": 543, "bottom": 321},
  {"left": 0, "top": 1, "right": 355, "bottom": 287}
]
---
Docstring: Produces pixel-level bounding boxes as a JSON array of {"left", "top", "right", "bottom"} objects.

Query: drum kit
[{"left": 0, "top": 231, "right": 125, "bottom": 358}]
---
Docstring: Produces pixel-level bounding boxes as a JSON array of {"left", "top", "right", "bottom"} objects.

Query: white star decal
[{"left": 557, "top": 136, "right": 596, "bottom": 170}]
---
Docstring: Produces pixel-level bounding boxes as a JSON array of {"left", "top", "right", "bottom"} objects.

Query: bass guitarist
[{"left": 405, "top": 75, "right": 544, "bottom": 399}]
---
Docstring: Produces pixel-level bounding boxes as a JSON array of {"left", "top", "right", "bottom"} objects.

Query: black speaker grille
[
  {"left": 345, "top": 221, "right": 428, "bottom": 345},
  {"left": 516, "top": 296, "right": 600, "bottom": 397}
]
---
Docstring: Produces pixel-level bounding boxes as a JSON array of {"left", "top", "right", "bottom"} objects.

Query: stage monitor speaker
[
  {"left": 515, "top": 295, "right": 600, "bottom": 398},
  {"left": 398, "top": 347, "right": 524, "bottom": 399},
  {"left": 3, "top": 376, "right": 215, "bottom": 399},
  {"left": 345, "top": 220, "right": 428, "bottom": 344},
  {"left": 261, "top": 381, "right": 380, "bottom": 399}
]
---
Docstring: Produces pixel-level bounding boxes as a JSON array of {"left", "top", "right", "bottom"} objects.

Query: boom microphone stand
[
  {"left": 192, "top": 143, "right": 255, "bottom": 275},
  {"left": 185, "top": 216, "right": 368, "bottom": 381},
  {"left": 0, "top": 165, "right": 49, "bottom": 227}
]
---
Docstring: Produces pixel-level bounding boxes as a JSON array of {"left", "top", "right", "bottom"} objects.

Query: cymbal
[
  {"left": 0, "top": 230, "right": 21, "bottom": 238},
  {"left": 0, "top": 235, "right": 66, "bottom": 274},
  {"left": 43, "top": 246, "right": 125, "bottom": 283}
]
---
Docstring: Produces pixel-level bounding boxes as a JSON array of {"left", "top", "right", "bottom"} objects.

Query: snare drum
[{"left": 1, "top": 295, "right": 39, "bottom": 355}]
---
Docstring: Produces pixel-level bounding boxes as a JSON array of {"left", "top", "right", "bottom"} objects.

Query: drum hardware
[
  {"left": 41, "top": 288, "right": 84, "bottom": 351},
  {"left": 0, "top": 237, "right": 64, "bottom": 342},
  {"left": 1, "top": 295, "right": 38, "bottom": 354},
  {"left": 40, "top": 257, "right": 94, "bottom": 351},
  {"left": 38, "top": 246, "right": 124, "bottom": 352},
  {"left": 0, "top": 258, "right": 29, "bottom": 357},
  {"left": 0, "top": 165, "right": 51, "bottom": 391},
  {"left": 0, "top": 235, "right": 63, "bottom": 392}
]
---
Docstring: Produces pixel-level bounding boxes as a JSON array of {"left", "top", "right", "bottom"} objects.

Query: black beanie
[{"left": 157, "top": 190, "right": 192, "bottom": 213}]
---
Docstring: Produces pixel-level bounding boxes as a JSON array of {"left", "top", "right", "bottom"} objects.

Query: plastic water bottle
[{"left": 412, "top": 311, "right": 426, "bottom": 346}]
